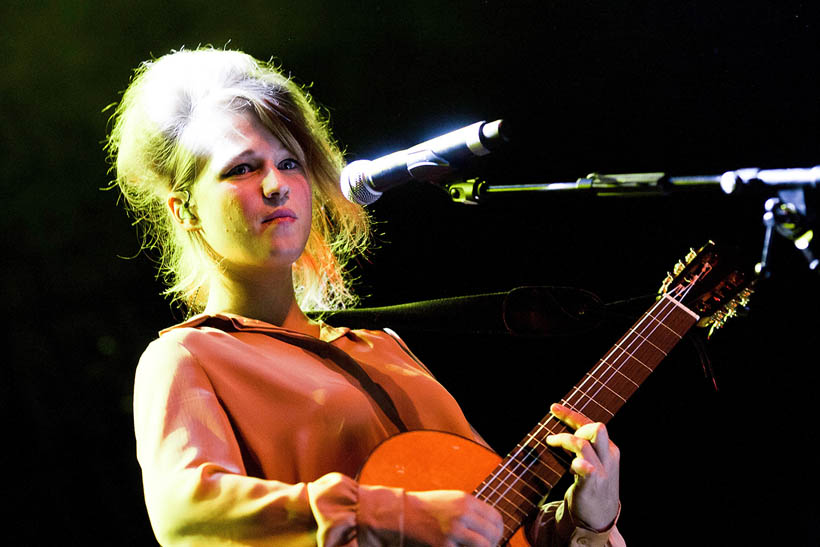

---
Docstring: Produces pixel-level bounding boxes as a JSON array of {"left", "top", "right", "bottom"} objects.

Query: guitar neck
[{"left": 474, "top": 293, "right": 700, "bottom": 543}]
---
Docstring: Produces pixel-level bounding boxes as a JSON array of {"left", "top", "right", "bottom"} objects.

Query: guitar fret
[
  {"left": 593, "top": 358, "right": 640, "bottom": 388},
  {"left": 612, "top": 341, "right": 652, "bottom": 372},
  {"left": 494, "top": 495, "right": 537, "bottom": 535},
  {"left": 480, "top": 443, "right": 571, "bottom": 519},
  {"left": 490, "top": 499, "right": 524, "bottom": 521},
  {"left": 480, "top": 472, "right": 541, "bottom": 505},
  {"left": 567, "top": 389, "right": 615, "bottom": 419},
  {"left": 516, "top": 438, "right": 569, "bottom": 477},
  {"left": 580, "top": 372, "right": 628, "bottom": 403},
  {"left": 644, "top": 309, "right": 684, "bottom": 339},
  {"left": 599, "top": 339, "right": 662, "bottom": 388},
  {"left": 588, "top": 363, "right": 639, "bottom": 400},
  {"left": 492, "top": 492, "right": 537, "bottom": 516},
  {"left": 490, "top": 488, "right": 539, "bottom": 511},
  {"left": 626, "top": 326, "right": 668, "bottom": 356},
  {"left": 479, "top": 474, "right": 542, "bottom": 526},
  {"left": 481, "top": 446, "right": 563, "bottom": 498}
]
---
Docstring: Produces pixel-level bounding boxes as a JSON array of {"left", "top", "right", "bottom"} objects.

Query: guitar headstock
[{"left": 658, "top": 241, "right": 757, "bottom": 337}]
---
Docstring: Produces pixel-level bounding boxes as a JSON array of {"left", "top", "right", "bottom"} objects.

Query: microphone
[{"left": 340, "top": 119, "right": 509, "bottom": 205}]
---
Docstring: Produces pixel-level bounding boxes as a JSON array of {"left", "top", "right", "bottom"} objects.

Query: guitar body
[{"left": 359, "top": 430, "right": 530, "bottom": 546}]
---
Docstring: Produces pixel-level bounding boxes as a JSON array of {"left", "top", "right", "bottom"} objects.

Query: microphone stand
[
  {"left": 444, "top": 166, "right": 819, "bottom": 278},
  {"left": 447, "top": 171, "right": 721, "bottom": 201}
]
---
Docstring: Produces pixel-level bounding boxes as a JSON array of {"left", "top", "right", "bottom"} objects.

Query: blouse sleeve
[
  {"left": 133, "top": 337, "right": 407, "bottom": 546},
  {"left": 527, "top": 500, "right": 626, "bottom": 547}
]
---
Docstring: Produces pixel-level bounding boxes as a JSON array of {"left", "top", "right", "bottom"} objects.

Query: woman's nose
[{"left": 261, "top": 168, "right": 289, "bottom": 205}]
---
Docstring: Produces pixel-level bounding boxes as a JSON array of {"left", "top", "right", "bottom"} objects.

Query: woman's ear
[{"left": 167, "top": 191, "right": 200, "bottom": 231}]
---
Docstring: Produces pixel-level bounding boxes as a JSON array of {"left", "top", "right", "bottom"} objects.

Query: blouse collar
[{"left": 160, "top": 312, "right": 352, "bottom": 344}]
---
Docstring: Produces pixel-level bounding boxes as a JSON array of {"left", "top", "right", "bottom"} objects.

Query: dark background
[{"left": 3, "top": 1, "right": 818, "bottom": 545}]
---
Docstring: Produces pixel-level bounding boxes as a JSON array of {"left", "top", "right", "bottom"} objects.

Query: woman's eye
[
  {"left": 224, "top": 163, "right": 253, "bottom": 177},
  {"left": 278, "top": 158, "right": 301, "bottom": 171}
]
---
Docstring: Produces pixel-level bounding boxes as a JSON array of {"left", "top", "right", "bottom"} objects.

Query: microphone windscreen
[{"left": 340, "top": 160, "right": 382, "bottom": 205}]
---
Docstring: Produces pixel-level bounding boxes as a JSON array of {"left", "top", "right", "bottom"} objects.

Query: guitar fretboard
[{"left": 474, "top": 293, "right": 699, "bottom": 543}]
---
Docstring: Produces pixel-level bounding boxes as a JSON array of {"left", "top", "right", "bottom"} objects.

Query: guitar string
[
  {"left": 479, "top": 279, "right": 701, "bottom": 521},
  {"left": 476, "top": 288, "right": 691, "bottom": 521},
  {"left": 476, "top": 292, "right": 683, "bottom": 522},
  {"left": 553, "top": 288, "right": 689, "bottom": 431},
  {"left": 470, "top": 296, "right": 668, "bottom": 506},
  {"left": 541, "top": 288, "right": 690, "bottom": 445},
  {"left": 483, "top": 276, "right": 702, "bottom": 539},
  {"left": 474, "top": 461, "right": 543, "bottom": 515},
  {"left": 544, "top": 281, "right": 699, "bottom": 447},
  {"left": 500, "top": 294, "right": 676, "bottom": 474},
  {"left": 473, "top": 296, "right": 677, "bottom": 510},
  {"left": 565, "top": 288, "right": 690, "bottom": 407}
]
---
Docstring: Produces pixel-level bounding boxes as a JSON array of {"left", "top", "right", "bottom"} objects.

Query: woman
[{"left": 107, "top": 47, "right": 624, "bottom": 546}]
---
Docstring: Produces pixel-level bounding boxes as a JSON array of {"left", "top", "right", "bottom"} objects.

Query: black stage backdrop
[{"left": 2, "top": 1, "right": 818, "bottom": 545}]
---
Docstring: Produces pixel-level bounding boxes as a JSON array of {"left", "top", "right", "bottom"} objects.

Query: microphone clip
[{"left": 405, "top": 148, "right": 454, "bottom": 182}]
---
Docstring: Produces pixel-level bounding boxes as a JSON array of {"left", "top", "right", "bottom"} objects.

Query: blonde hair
[{"left": 105, "top": 47, "right": 371, "bottom": 313}]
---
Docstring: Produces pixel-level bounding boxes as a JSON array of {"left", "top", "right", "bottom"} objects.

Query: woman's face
[{"left": 183, "top": 108, "right": 313, "bottom": 275}]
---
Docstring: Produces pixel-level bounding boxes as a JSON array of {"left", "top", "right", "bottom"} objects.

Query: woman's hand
[
  {"left": 404, "top": 489, "right": 504, "bottom": 546},
  {"left": 546, "top": 403, "right": 620, "bottom": 531}
]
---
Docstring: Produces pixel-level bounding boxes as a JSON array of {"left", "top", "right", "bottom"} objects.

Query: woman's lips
[{"left": 262, "top": 208, "right": 297, "bottom": 224}]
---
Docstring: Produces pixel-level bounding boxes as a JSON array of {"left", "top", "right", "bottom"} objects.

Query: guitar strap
[{"left": 199, "top": 316, "right": 409, "bottom": 433}]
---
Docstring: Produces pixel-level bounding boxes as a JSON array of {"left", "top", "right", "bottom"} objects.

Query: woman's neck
[{"left": 202, "top": 268, "right": 320, "bottom": 337}]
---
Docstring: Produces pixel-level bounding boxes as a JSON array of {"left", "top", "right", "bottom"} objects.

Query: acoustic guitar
[{"left": 359, "top": 241, "right": 754, "bottom": 545}]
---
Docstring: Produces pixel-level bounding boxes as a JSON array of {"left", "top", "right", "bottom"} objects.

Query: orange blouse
[{"left": 133, "top": 313, "right": 622, "bottom": 546}]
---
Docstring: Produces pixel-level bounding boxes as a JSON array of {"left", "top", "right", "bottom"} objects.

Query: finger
[
  {"left": 571, "top": 455, "right": 597, "bottom": 478},
  {"left": 545, "top": 432, "right": 602, "bottom": 469},
  {"left": 451, "top": 522, "right": 500, "bottom": 547},
  {"left": 574, "top": 422, "right": 609, "bottom": 445},
  {"left": 548, "top": 436, "right": 599, "bottom": 482},
  {"left": 460, "top": 500, "right": 504, "bottom": 545},
  {"left": 551, "top": 404, "right": 616, "bottom": 464},
  {"left": 574, "top": 422, "right": 614, "bottom": 464},
  {"left": 445, "top": 526, "right": 494, "bottom": 547},
  {"left": 458, "top": 527, "right": 498, "bottom": 547},
  {"left": 550, "top": 402, "right": 593, "bottom": 430}
]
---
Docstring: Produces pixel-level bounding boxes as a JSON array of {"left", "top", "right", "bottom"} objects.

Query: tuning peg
[
  {"left": 685, "top": 248, "right": 698, "bottom": 263},
  {"left": 658, "top": 272, "right": 674, "bottom": 295},
  {"left": 702, "top": 284, "right": 756, "bottom": 338}
]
